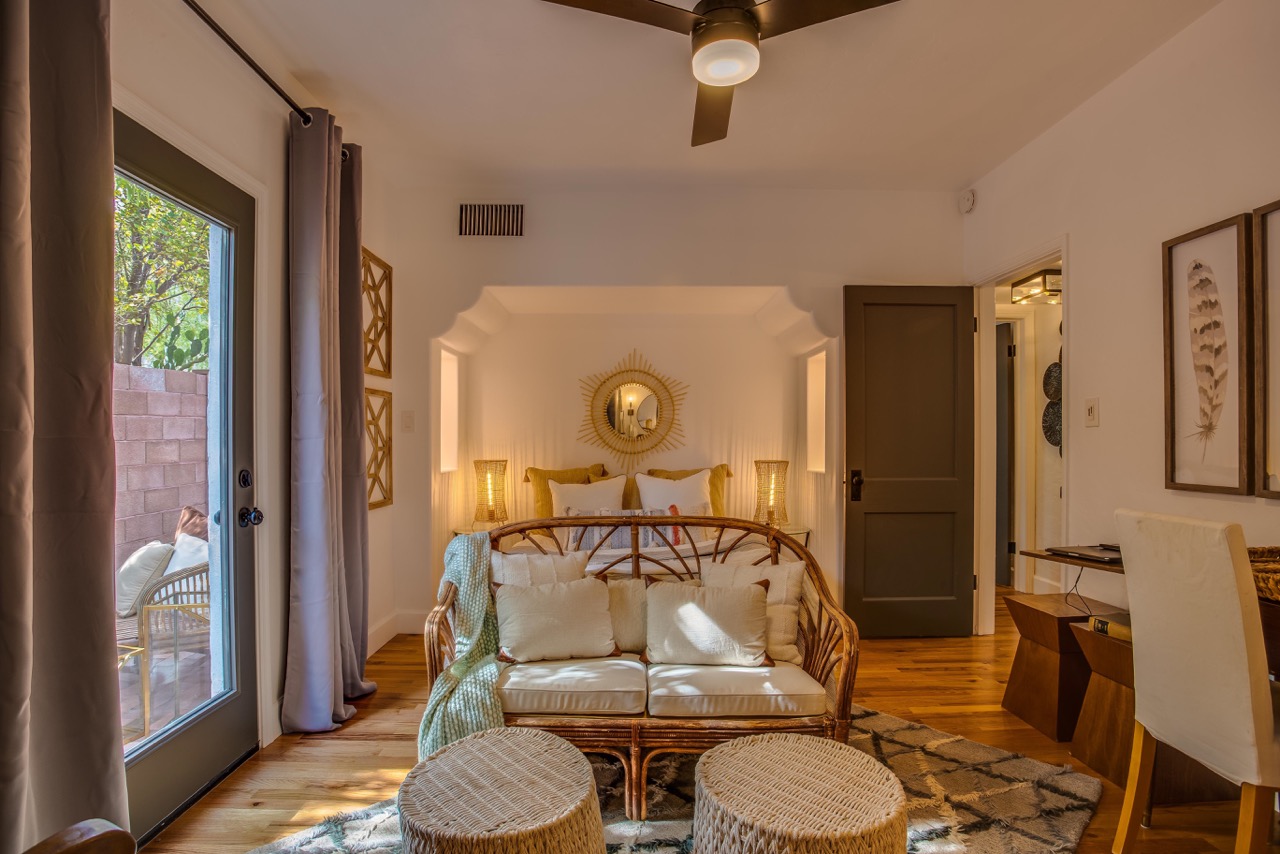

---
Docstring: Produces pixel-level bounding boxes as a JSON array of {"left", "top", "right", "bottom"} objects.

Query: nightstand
[{"left": 777, "top": 523, "right": 811, "bottom": 548}]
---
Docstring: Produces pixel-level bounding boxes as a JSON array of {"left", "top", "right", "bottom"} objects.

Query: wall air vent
[{"left": 459, "top": 203, "right": 524, "bottom": 237}]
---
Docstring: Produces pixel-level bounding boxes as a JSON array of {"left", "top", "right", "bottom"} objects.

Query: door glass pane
[{"left": 113, "top": 171, "right": 230, "bottom": 752}]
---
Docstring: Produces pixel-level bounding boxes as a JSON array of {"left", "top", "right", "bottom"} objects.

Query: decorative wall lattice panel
[
  {"left": 365, "top": 388, "right": 393, "bottom": 509},
  {"left": 362, "top": 247, "right": 392, "bottom": 378}
]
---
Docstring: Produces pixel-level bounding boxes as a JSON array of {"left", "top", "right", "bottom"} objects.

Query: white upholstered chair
[{"left": 1113, "top": 509, "right": 1278, "bottom": 854}]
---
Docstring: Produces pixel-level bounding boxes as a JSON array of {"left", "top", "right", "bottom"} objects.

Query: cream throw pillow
[
  {"left": 115, "top": 541, "right": 175, "bottom": 617},
  {"left": 702, "top": 562, "right": 804, "bottom": 665},
  {"left": 635, "top": 470, "right": 712, "bottom": 513},
  {"left": 495, "top": 577, "right": 618, "bottom": 663},
  {"left": 491, "top": 551, "right": 588, "bottom": 586},
  {"left": 645, "top": 581, "right": 768, "bottom": 667},
  {"left": 608, "top": 576, "right": 701, "bottom": 653}
]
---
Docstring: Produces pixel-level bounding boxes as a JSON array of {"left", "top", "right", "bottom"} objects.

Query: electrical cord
[{"left": 1064, "top": 565, "right": 1093, "bottom": 617}]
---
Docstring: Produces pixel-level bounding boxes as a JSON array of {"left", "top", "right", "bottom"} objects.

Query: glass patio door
[{"left": 112, "top": 111, "right": 259, "bottom": 842}]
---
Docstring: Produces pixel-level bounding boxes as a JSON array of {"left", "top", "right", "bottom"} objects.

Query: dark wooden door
[
  {"left": 844, "top": 286, "right": 975, "bottom": 637},
  {"left": 995, "top": 323, "right": 1014, "bottom": 587}
]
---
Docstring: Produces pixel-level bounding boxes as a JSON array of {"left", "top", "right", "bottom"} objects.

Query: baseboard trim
[
  {"left": 1032, "top": 576, "right": 1064, "bottom": 594},
  {"left": 368, "top": 612, "right": 399, "bottom": 657},
  {"left": 396, "top": 610, "right": 431, "bottom": 636}
]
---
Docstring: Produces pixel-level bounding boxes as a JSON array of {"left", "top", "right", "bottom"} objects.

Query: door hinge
[
  {"left": 1007, "top": 344, "right": 1016, "bottom": 357},
  {"left": 1007, "top": 540, "right": 1017, "bottom": 554},
  {"left": 973, "top": 575, "right": 978, "bottom": 590},
  {"left": 973, "top": 316, "right": 978, "bottom": 332}
]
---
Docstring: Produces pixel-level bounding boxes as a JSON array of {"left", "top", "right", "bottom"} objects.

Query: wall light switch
[
  {"left": 1084, "top": 398, "right": 1100, "bottom": 428},
  {"left": 402, "top": 410, "right": 416, "bottom": 433}
]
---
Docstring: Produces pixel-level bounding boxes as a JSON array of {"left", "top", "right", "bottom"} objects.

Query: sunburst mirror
[{"left": 579, "top": 350, "right": 687, "bottom": 469}]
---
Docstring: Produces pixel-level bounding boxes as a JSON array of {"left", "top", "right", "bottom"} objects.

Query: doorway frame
[{"left": 974, "top": 235, "right": 1071, "bottom": 632}]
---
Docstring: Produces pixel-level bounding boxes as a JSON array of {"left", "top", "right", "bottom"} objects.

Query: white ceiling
[{"left": 229, "top": 0, "right": 1219, "bottom": 190}]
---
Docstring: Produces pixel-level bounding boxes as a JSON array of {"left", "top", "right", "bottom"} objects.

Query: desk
[{"left": 1019, "top": 548, "right": 1124, "bottom": 575}]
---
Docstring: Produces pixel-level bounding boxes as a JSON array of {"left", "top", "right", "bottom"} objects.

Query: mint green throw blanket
[{"left": 416, "top": 532, "right": 505, "bottom": 759}]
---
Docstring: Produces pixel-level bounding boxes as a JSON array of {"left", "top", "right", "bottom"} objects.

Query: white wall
[
  {"left": 965, "top": 0, "right": 1280, "bottom": 608},
  {"left": 355, "top": 181, "right": 967, "bottom": 628},
  {"left": 112, "top": 0, "right": 413, "bottom": 744},
  {"left": 458, "top": 313, "right": 848, "bottom": 579}
]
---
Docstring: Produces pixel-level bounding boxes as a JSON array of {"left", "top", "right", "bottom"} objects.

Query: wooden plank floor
[{"left": 146, "top": 597, "right": 1264, "bottom": 853}]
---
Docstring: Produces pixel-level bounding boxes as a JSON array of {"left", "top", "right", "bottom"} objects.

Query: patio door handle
[{"left": 238, "top": 507, "right": 264, "bottom": 528}]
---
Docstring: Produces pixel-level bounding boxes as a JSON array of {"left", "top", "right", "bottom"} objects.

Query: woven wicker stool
[
  {"left": 397, "top": 727, "right": 605, "bottom": 854},
  {"left": 693, "top": 733, "right": 906, "bottom": 854}
]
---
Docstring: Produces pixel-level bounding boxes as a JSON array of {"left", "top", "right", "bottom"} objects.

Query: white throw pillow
[
  {"left": 491, "top": 551, "right": 588, "bottom": 586},
  {"left": 608, "top": 576, "right": 702, "bottom": 653},
  {"left": 166, "top": 532, "right": 209, "bottom": 575},
  {"left": 635, "top": 470, "right": 712, "bottom": 513},
  {"left": 494, "top": 577, "right": 618, "bottom": 663},
  {"left": 645, "top": 581, "right": 768, "bottom": 667},
  {"left": 116, "top": 541, "right": 175, "bottom": 617},
  {"left": 702, "top": 563, "right": 804, "bottom": 665},
  {"left": 548, "top": 477, "right": 626, "bottom": 517}
]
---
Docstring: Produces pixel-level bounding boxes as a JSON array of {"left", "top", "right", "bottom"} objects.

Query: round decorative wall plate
[{"left": 579, "top": 350, "right": 687, "bottom": 469}]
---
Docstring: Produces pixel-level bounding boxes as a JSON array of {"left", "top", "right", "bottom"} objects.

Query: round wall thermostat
[{"left": 959, "top": 189, "right": 976, "bottom": 214}]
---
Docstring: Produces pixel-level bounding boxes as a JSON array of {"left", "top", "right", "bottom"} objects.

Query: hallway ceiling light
[{"left": 1010, "top": 269, "right": 1063, "bottom": 305}]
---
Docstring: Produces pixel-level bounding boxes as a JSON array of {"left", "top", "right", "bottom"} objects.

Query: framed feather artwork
[
  {"left": 1254, "top": 199, "right": 1280, "bottom": 499},
  {"left": 1163, "top": 214, "right": 1253, "bottom": 494}
]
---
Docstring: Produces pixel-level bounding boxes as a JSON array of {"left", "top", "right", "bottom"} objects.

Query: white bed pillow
[
  {"left": 491, "top": 551, "right": 588, "bottom": 586},
  {"left": 702, "top": 562, "right": 804, "bottom": 665},
  {"left": 548, "top": 476, "right": 626, "bottom": 517},
  {"left": 635, "top": 470, "right": 711, "bottom": 513},
  {"left": 645, "top": 580, "right": 769, "bottom": 667},
  {"left": 115, "top": 541, "right": 175, "bottom": 617},
  {"left": 494, "top": 577, "right": 618, "bottom": 662}
]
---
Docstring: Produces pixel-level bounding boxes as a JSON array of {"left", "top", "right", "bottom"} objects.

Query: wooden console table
[{"left": 1001, "top": 593, "right": 1124, "bottom": 742}]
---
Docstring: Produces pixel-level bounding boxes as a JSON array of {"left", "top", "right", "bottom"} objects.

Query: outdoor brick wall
[{"left": 113, "top": 365, "right": 208, "bottom": 568}]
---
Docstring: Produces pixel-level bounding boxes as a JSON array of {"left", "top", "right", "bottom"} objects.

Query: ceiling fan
[{"left": 540, "top": 0, "right": 901, "bottom": 146}]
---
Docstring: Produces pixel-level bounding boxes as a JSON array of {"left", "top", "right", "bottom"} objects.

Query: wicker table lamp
[
  {"left": 474, "top": 460, "right": 508, "bottom": 524},
  {"left": 753, "top": 460, "right": 789, "bottom": 526}
]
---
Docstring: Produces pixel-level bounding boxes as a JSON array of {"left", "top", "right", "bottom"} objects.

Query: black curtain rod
[{"left": 181, "top": 0, "right": 313, "bottom": 127}]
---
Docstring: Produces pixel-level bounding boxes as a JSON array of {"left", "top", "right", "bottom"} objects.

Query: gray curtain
[
  {"left": 0, "top": 0, "right": 130, "bottom": 849},
  {"left": 282, "top": 111, "right": 377, "bottom": 732}
]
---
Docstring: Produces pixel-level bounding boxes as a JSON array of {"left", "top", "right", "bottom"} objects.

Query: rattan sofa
[{"left": 424, "top": 516, "right": 860, "bottom": 819}]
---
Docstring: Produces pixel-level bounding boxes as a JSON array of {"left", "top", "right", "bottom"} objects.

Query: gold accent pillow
[
  {"left": 645, "top": 463, "right": 733, "bottom": 516},
  {"left": 589, "top": 472, "right": 641, "bottom": 510},
  {"left": 524, "top": 464, "right": 608, "bottom": 519}
]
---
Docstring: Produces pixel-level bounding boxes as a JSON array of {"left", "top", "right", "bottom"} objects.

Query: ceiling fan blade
[
  {"left": 750, "top": 0, "right": 900, "bottom": 40},
  {"left": 691, "top": 82, "right": 733, "bottom": 146},
  {"left": 539, "top": 0, "right": 704, "bottom": 35}
]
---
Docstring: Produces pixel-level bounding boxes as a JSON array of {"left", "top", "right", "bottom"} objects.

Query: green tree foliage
[{"left": 113, "top": 174, "right": 211, "bottom": 370}]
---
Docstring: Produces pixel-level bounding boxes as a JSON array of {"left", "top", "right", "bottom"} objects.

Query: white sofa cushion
[
  {"left": 646, "top": 662, "right": 826, "bottom": 718},
  {"left": 701, "top": 562, "right": 804, "bottom": 665},
  {"left": 498, "top": 655, "right": 647, "bottom": 715},
  {"left": 490, "top": 551, "right": 587, "bottom": 586},
  {"left": 645, "top": 580, "right": 768, "bottom": 667},
  {"left": 494, "top": 577, "right": 617, "bottom": 662}
]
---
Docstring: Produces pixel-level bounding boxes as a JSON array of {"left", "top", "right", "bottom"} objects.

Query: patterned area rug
[{"left": 248, "top": 705, "right": 1102, "bottom": 854}]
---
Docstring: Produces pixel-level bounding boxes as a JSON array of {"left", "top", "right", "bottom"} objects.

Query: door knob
[
  {"left": 238, "top": 507, "right": 265, "bottom": 528},
  {"left": 849, "top": 470, "right": 865, "bottom": 502}
]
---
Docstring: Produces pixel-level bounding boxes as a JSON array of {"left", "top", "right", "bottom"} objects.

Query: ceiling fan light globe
[{"left": 692, "top": 38, "right": 759, "bottom": 86}]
